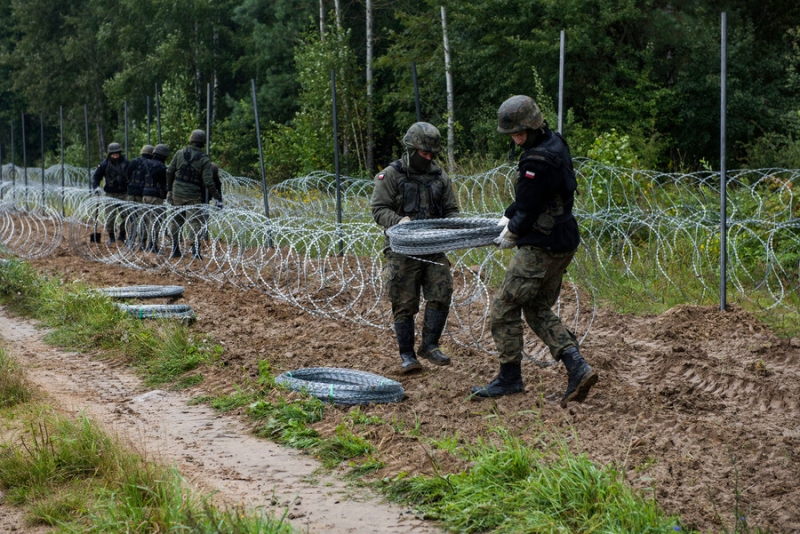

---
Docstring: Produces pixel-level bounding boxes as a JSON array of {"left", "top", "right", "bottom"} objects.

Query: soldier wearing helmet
[
  {"left": 471, "top": 95, "right": 597, "bottom": 407},
  {"left": 371, "top": 122, "right": 460, "bottom": 374},
  {"left": 123, "top": 144, "right": 155, "bottom": 249},
  {"left": 91, "top": 142, "right": 129, "bottom": 244},
  {"left": 140, "top": 144, "right": 170, "bottom": 253},
  {"left": 166, "top": 129, "right": 220, "bottom": 260}
]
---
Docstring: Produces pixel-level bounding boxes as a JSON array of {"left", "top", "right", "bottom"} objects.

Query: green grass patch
[
  {"left": 0, "top": 260, "right": 222, "bottom": 388},
  {"left": 379, "top": 429, "right": 683, "bottom": 533},
  {"left": 0, "top": 407, "right": 295, "bottom": 533},
  {"left": 0, "top": 345, "right": 32, "bottom": 408}
]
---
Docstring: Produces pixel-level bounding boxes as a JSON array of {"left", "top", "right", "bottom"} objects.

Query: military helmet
[
  {"left": 403, "top": 122, "right": 441, "bottom": 153},
  {"left": 153, "top": 144, "right": 170, "bottom": 158},
  {"left": 497, "top": 95, "right": 544, "bottom": 134},
  {"left": 107, "top": 142, "right": 123, "bottom": 154},
  {"left": 189, "top": 129, "right": 207, "bottom": 145},
  {"left": 140, "top": 144, "right": 155, "bottom": 156}
]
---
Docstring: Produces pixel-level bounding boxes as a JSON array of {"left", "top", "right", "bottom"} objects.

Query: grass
[
  {"left": 379, "top": 429, "right": 683, "bottom": 533},
  {"left": 0, "top": 346, "right": 295, "bottom": 533},
  {"left": 0, "top": 259, "right": 222, "bottom": 388},
  {"left": 0, "top": 344, "right": 32, "bottom": 408}
]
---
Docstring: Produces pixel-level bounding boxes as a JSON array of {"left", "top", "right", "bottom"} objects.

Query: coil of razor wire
[
  {"left": 4, "top": 162, "right": 800, "bottom": 366},
  {"left": 98, "top": 285, "right": 185, "bottom": 299},
  {"left": 386, "top": 218, "right": 503, "bottom": 255},
  {"left": 275, "top": 367, "right": 404, "bottom": 405},
  {"left": 115, "top": 303, "right": 196, "bottom": 321}
]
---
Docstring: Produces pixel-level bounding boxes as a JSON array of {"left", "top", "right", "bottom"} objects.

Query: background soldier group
[{"left": 90, "top": 129, "right": 222, "bottom": 259}]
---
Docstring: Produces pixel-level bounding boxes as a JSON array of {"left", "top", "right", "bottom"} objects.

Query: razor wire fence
[{"left": 2, "top": 161, "right": 800, "bottom": 363}]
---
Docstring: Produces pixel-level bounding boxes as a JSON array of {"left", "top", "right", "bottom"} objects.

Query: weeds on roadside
[
  {"left": 0, "top": 260, "right": 221, "bottom": 388},
  {"left": 0, "top": 345, "right": 32, "bottom": 408},
  {"left": 379, "top": 428, "right": 683, "bottom": 533},
  {"left": 0, "top": 406, "right": 295, "bottom": 533}
]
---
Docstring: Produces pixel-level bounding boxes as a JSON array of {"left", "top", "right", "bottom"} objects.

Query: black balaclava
[{"left": 408, "top": 149, "right": 432, "bottom": 173}]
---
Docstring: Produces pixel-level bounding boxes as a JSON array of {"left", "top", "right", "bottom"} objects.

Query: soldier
[
  {"left": 91, "top": 142, "right": 129, "bottom": 244},
  {"left": 165, "top": 129, "right": 221, "bottom": 259},
  {"left": 125, "top": 144, "right": 154, "bottom": 249},
  {"left": 371, "top": 122, "right": 460, "bottom": 374},
  {"left": 471, "top": 95, "right": 598, "bottom": 407},
  {"left": 141, "top": 143, "right": 169, "bottom": 253}
]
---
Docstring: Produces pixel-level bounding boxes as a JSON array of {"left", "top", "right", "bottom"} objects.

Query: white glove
[
  {"left": 209, "top": 198, "right": 223, "bottom": 210},
  {"left": 398, "top": 216, "right": 411, "bottom": 225},
  {"left": 497, "top": 216, "right": 509, "bottom": 226},
  {"left": 493, "top": 229, "right": 517, "bottom": 249},
  {"left": 93, "top": 187, "right": 102, "bottom": 196}
]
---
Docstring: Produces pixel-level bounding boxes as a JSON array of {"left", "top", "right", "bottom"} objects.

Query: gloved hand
[
  {"left": 398, "top": 216, "right": 411, "bottom": 225},
  {"left": 493, "top": 228, "right": 517, "bottom": 249},
  {"left": 497, "top": 215, "right": 509, "bottom": 226},
  {"left": 166, "top": 191, "right": 173, "bottom": 205},
  {"left": 210, "top": 198, "right": 223, "bottom": 210},
  {"left": 93, "top": 187, "right": 102, "bottom": 196}
]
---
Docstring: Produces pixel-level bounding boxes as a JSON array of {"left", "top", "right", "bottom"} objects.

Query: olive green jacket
[
  {"left": 371, "top": 153, "right": 459, "bottom": 248},
  {"left": 166, "top": 145, "right": 220, "bottom": 202}
]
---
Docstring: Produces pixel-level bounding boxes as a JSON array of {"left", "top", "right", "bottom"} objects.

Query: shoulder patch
[
  {"left": 377, "top": 173, "right": 385, "bottom": 180},
  {"left": 525, "top": 170, "right": 536, "bottom": 179}
]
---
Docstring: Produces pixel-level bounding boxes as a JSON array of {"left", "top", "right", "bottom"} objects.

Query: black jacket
[
  {"left": 143, "top": 158, "right": 167, "bottom": 199},
  {"left": 91, "top": 157, "right": 129, "bottom": 194},
  {"left": 504, "top": 128, "right": 580, "bottom": 252}
]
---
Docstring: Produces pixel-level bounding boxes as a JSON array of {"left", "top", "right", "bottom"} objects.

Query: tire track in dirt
[{"left": 0, "top": 308, "right": 439, "bottom": 534}]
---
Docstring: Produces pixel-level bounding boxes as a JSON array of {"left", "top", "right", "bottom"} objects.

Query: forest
[{"left": 1, "top": 0, "right": 799, "bottom": 182}]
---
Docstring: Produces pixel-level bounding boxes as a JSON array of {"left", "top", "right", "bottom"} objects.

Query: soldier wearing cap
[
  {"left": 166, "top": 129, "right": 221, "bottom": 259},
  {"left": 371, "top": 122, "right": 460, "bottom": 374},
  {"left": 91, "top": 142, "right": 129, "bottom": 244},
  {"left": 471, "top": 95, "right": 597, "bottom": 406}
]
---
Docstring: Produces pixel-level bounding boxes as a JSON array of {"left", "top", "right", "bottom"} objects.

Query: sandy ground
[{"left": 1, "top": 241, "right": 799, "bottom": 532}]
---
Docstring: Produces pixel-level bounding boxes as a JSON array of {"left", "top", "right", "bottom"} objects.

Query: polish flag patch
[
  {"left": 525, "top": 171, "right": 536, "bottom": 179},
  {"left": 377, "top": 173, "right": 385, "bottom": 180}
]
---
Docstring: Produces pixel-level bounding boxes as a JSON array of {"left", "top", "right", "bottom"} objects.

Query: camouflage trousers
[
  {"left": 169, "top": 197, "right": 204, "bottom": 247},
  {"left": 125, "top": 195, "right": 144, "bottom": 247},
  {"left": 103, "top": 192, "right": 127, "bottom": 236},
  {"left": 141, "top": 196, "right": 164, "bottom": 250},
  {"left": 490, "top": 246, "right": 578, "bottom": 364},
  {"left": 382, "top": 250, "right": 453, "bottom": 323}
]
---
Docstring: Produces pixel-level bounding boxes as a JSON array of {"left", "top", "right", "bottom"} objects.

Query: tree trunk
[{"left": 441, "top": 6, "right": 455, "bottom": 174}]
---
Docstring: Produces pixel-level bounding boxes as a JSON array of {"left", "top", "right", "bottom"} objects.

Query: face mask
[{"left": 409, "top": 150, "right": 432, "bottom": 173}]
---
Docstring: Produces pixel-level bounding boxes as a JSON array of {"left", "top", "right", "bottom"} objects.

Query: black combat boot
[
  {"left": 559, "top": 346, "right": 598, "bottom": 408},
  {"left": 395, "top": 320, "right": 422, "bottom": 374},
  {"left": 107, "top": 232, "right": 116, "bottom": 245},
  {"left": 169, "top": 242, "right": 182, "bottom": 259},
  {"left": 117, "top": 229, "right": 127, "bottom": 242},
  {"left": 470, "top": 362, "right": 524, "bottom": 398},
  {"left": 191, "top": 244, "right": 202, "bottom": 260},
  {"left": 417, "top": 308, "right": 451, "bottom": 366}
]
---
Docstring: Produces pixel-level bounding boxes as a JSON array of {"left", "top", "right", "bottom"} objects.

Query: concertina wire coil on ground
[
  {"left": 274, "top": 367, "right": 405, "bottom": 405},
  {"left": 3, "top": 161, "right": 800, "bottom": 364}
]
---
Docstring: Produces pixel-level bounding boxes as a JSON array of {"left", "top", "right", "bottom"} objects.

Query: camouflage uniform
[
  {"left": 473, "top": 95, "right": 596, "bottom": 405},
  {"left": 491, "top": 126, "right": 580, "bottom": 364},
  {"left": 91, "top": 146, "right": 129, "bottom": 241},
  {"left": 166, "top": 135, "right": 219, "bottom": 258},
  {"left": 373, "top": 151, "right": 459, "bottom": 322},
  {"left": 372, "top": 122, "right": 460, "bottom": 373}
]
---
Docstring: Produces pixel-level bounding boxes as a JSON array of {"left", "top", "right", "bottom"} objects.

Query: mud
[{"left": 2, "top": 241, "right": 799, "bottom": 532}]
